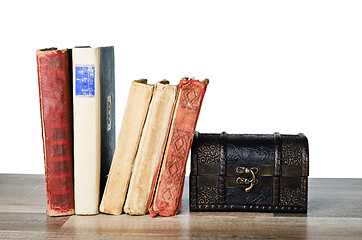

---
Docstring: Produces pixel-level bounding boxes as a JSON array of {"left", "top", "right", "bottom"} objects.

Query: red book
[
  {"left": 149, "top": 78, "right": 209, "bottom": 217},
  {"left": 36, "top": 48, "right": 75, "bottom": 216}
]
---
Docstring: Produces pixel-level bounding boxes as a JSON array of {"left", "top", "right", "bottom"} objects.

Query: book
[
  {"left": 36, "top": 48, "right": 74, "bottom": 216},
  {"left": 149, "top": 78, "right": 209, "bottom": 217},
  {"left": 72, "top": 46, "right": 115, "bottom": 215},
  {"left": 99, "top": 47, "right": 116, "bottom": 199},
  {"left": 123, "top": 81, "right": 178, "bottom": 215},
  {"left": 100, "top": 79, "right": 154, "bottom": 215}
]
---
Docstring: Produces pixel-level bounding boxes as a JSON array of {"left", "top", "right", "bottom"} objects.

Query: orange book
[{"left": 149, "top": 78, "right": 209, "bottom": 217}]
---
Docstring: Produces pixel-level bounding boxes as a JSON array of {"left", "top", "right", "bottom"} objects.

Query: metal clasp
[{"left": 235, "top": 167, "right": 259, "bottom": 192}]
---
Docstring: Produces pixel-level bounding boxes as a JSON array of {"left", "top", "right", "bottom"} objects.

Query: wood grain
[{"left": 0, "top": 174, "right": 362, "bottom": 239}]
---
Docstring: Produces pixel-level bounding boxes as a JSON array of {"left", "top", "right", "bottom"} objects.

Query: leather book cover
[
  {"left": 36, "top": 48, "right": 75, "bottom": 216},
  {"left": 149, "top": 78, "right": 209, "bottom": 217}
]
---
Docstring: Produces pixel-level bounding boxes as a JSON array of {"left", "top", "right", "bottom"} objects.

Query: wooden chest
[{"left": 190, "top": 132, "right": 309, "bottom": 213}]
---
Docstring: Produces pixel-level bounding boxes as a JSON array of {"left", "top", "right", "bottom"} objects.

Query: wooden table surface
[{"left": 0, "top": 174, "right": 361, "bottom": 239}]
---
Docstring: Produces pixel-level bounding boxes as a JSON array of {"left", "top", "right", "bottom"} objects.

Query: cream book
[
  {"left": 123, "top": 81, "right": 178, "bottom": 215},
  {"left": 100, "top": 79, "right": 154, "bottom": 215},
  {"left": 73, "top": 46, "right": 115, "bottom": 215}
]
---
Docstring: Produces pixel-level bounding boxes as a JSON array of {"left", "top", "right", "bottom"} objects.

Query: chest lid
[{"left": 191, "top": 132, "right": 309, "bottom": 178}]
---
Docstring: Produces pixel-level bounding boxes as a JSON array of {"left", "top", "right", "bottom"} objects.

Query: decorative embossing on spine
[
  {"left": 151, "top": 78, "right": 208, "bottom": 217},
  {"left": 159, "top": 129, "right": 192, "bottom": 204},
  {"left": 180, "top": 82, "right": 202, "bottom": 111},
  {"left": 170, "top": 129, "right": 192, "bottom": 158},
  {"left": 160, "top": 129, "right": 192, "bottom": 202},
  {"left": 52, "top": 127, "right": 66, "bottom": 140},
  {"left": 218, "top": 132, "right": 227, "bottom": 204},
  {"left": 37, "top": 49, "right": 74, "bottom": 216}
]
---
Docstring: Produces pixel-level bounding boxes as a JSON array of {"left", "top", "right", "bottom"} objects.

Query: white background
[{"left": 1, "top": 0, "right": 361, "bottom": 178}]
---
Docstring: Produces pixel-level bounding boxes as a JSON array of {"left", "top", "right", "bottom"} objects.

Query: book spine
[
  {"left": 123, "top": 82, "right": 178, "bottom": 215},
  {"left": 100, "top": 80, "right": 154, "bottom": 215},
  {"left": 36, "top": 49, "right": 75, "bottom": 216},
  {"left": 149, "top": 78, "right": 208, "bottom": 217},
  {"left": 72, "top": 47, "right": 101, "bottom": 215},
  {"left": 99, "top": 47, "right": 116, "bottom": 198}
]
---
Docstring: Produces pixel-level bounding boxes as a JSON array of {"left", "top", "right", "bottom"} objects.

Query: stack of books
[{"left": 36, "top": 46, "right": 208, "bottom": 217}]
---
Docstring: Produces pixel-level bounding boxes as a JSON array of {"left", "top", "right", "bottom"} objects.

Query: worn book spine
[
  {"left": 123, "top": 81, "right": 178, "bottom": 215},
  {"left": 36, "top": 48, "right": 75, "bottom": 216},
  {"left": 100, "top": 79, "right": 154, "bottom": 215},
  {"left": 149, "top": 78, "right": 209, "bottom": 217},
  {"left": 72, "top": 46, "right": 115, "bottom": 215},
  {"left": 73, "top": 47, "right": 100, "bottom": 215}
]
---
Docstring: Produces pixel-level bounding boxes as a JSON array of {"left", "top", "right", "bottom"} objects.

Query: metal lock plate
[{"left": 235, "top": 167, "right": 259, "bottom": 192}]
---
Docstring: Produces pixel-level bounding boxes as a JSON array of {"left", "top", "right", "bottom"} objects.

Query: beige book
[
  {"left": 123, "top": 81, "right": 178, "bottom": 215},
  {"left": 73, "top": 47, "right": 101, "bottom": 215},
  {"left": 99, "top": 80, "right": 154, "bottom": 215}
]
